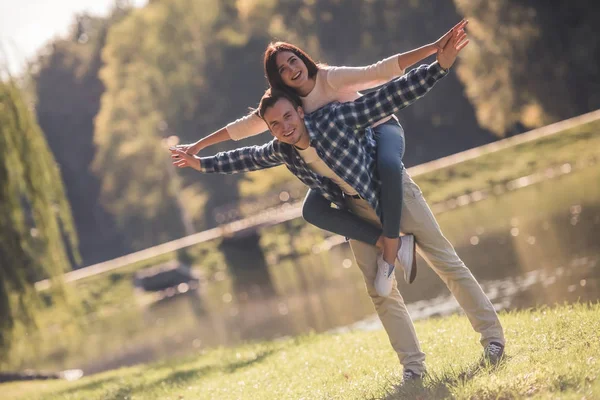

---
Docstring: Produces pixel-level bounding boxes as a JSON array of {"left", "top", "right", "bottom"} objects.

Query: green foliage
[
  {"left": 92, "top": 0, "right": 292, "bottom": 250},
  {"left": 32, "top": 8, "right": 132, "bottom": 264},
  {"left": 0, "top": 79, "right": 79, "bottom": 353},
  {"left": 454, "top": 0, "right": 600, "bottom": 135}
]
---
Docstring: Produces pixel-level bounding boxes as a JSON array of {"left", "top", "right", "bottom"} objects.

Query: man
[{"left": 171, "top": 31, "right": 504, "bottom": 381}]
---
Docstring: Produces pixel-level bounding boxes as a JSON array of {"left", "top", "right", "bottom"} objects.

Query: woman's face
[{"left": 275, "top": 51, "right": 310, "bottom": 90}]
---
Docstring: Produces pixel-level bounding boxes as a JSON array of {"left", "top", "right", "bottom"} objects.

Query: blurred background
[{"left": 1, "top": 0, "right": 599, "bottom": 377}]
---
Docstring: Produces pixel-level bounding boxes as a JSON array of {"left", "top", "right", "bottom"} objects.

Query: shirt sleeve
[
  {"left": 198, "top": 140, "right": 284, "bottom": 174},
  {"left": 325, "top": 55, "right": 405, "bottom": 93},
  {"left": 225, "top": 111, "right": 270, "bottom": 141},
  {"left": 335, "top": 62, "right": 448, "bottom": 131}
]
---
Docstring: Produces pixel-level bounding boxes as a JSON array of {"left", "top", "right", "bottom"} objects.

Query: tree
[
  {"left": 93, "top": 0, "right": 297, "bottom": 248},
  {"left": 93, "top": 0, "right": 220, "bottom": 249},
  {"left": 33, "top": 7, "right": 131, "bottom": 265},
  {"left": 454, "top": 0, "right": 600, "bottom": 136},
  {"left": 0, "top": 79, "right": 79, "bottom": 353}
]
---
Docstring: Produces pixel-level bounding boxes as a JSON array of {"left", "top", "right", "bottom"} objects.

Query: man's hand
[
  {"left": 170, "top": 148, "right": 201, "bottom": 171},
  {"left": 434, "top": 19, "right": 468, "bottom": 53},
  {"left": 174, "top": 142, "right": 203, "bottom": 155},
  {"left": 436, "top": 28, "right": 469, "bottom": 70}
]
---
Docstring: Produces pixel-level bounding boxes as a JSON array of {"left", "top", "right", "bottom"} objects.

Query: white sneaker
[
  {"left": 375, "top": 255, "right": 395, "bottom": 297},
  {"left": 397, "top": 234, "right": 417, "bottom": 284}
]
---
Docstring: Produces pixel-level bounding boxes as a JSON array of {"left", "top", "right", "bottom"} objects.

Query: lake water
[{"left": 22, "top": 165, "right": 600, "bottom": 375}]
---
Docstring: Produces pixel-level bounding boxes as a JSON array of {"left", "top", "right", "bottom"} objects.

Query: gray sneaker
[
  {"left": 483, "top": 341, "right": 505, "bottom": 365},
  {"left": 402, "top": 369, "right": 422, "bottom": 383},
  {"left": 397, "top": 234, "right": 417, "bottom": 284}
]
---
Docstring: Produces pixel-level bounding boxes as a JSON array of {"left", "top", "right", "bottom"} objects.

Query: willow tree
[
  {"left": 0, "top": 79, "right": 79, "bottom": 353},
  {"left": 33, "top": 7, "right": 132, "bottom": 265}
]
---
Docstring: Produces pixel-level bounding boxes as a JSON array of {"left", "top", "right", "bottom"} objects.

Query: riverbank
[{"left": 4, "top": 112, "right": 600, "bottom": 377}]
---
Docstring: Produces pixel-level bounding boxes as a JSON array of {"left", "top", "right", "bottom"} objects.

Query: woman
[{"left": 176, "top": 20, "right": 467, "bottom": 284}]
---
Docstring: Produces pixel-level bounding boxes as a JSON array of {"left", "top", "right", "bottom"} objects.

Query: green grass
[
  {"left": 414, "top": 118, "right": 600, "bottom": 204},
  {"left": 4, "top": 303, "right": 600, "bottom": 400}
]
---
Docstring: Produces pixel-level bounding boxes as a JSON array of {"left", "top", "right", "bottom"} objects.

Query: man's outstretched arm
[
  {"left": 171, "top": 140, "right": 284, "bottom": 174},
  {"left": 336, "top": 28, "right": 468, "bottom": 131}
]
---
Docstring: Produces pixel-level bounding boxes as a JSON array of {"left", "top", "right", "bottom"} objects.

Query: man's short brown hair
[{"left": 257, "top": 88, "right": 303, "bottom": 120}]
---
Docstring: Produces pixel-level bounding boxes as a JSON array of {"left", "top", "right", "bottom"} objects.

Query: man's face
[{"left": 263, "top": 98, "right": 308, "bottom": 146}]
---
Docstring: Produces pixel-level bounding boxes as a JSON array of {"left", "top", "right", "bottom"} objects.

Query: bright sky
[{"left": 0, "top": 0, "right": 147, "bottom": 74}]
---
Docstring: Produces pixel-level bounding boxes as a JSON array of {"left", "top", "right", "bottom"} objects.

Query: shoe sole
[{"left": 406, "top": 235, "right": 417, "bottom": 284}]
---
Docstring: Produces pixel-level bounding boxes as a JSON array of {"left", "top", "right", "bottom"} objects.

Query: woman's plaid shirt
[{"left": 199, "top": 62, "right": 448, "bottom": 220}]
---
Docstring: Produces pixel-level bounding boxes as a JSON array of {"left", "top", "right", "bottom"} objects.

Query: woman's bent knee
[
  {"left": 302, "top": 192, "right": 328, "bottom": 223},
  {"left": 378, "top": 157, "right": 404, "bottom": 181}
]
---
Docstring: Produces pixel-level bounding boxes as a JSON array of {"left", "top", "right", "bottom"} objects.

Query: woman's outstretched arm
[
  {"left": 176, "top": 111, "right": 268, "bottom": 155},
  {"left": 326, "top": 19, "right": 467, "bottom": 92}
]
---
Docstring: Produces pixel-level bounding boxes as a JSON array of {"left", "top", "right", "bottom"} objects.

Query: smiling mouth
[
  {"left": 291, "top": 71, "right": 301, "bottom": 81},
  {"left": 283, "top": 129, "right": 295, "bottom": 137}
]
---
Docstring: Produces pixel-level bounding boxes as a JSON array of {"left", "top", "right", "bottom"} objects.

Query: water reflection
[
  {"left": 29, "top": 166, "right": 600, "bottom": 374},
  {"left": 77, "top": 247, "right": 374, "bottom": 374},
  {"left": 397, "top": 167, "right": 600, "bottom": 315}
]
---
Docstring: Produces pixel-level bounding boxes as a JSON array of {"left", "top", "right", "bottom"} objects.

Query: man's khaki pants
[{"left": 347, "top": 170, "right": 505, "bottom": 374}]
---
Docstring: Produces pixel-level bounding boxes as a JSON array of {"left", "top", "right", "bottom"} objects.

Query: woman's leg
[
  {"left": 374, "top": 120, "right": 406, "bottom": 265},
  {"left": 302, "top": 189, "right": 382, "bottom": 246}
]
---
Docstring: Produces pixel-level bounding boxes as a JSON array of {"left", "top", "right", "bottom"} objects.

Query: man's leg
[
  {"left": 346, "top": 197, "right": 426, "bottom": 375},
  {"left": 400, "top": 171, "right": 505, "bottom": 348}
]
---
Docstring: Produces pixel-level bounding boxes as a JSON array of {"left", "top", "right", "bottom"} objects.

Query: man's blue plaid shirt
[{"left": 199, "top": 62, "right": 448, "bottom": 220}]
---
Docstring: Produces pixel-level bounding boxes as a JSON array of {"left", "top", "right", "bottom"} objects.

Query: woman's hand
[
  {"left": 434, "top": 19, "right": 468, "bottom": 53},
  {"left": 174, "top": 141, "right": 203, "bottom": 155},
  {"left": 437, "top": 28, "right": 469, "bottom": 70},
  {"left": 170, "top": 148, "right": 202, "bottom": 171}
]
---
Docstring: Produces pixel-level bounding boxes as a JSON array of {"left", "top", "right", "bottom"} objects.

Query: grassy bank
[
  {"left": 413, "top": 116, "right": 600, "bottom": 204},
  {"left": 4, "top": 303, "right": 600, "bottom": 400}
]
